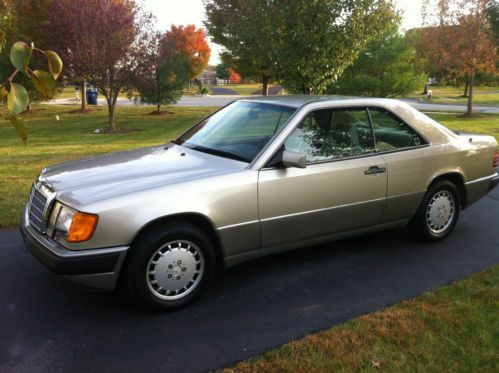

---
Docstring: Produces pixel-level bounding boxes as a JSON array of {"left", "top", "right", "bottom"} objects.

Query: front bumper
[{"left": 21, "top": 207, "right": 129, "bottom": 290}]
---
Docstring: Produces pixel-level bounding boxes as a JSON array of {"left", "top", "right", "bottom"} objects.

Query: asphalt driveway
[
  {"left": 1, "top": 187, "right": 498, "bottom": 372},
  {"left": 208, "top": 87, "right": 239, "bottom": 95}
]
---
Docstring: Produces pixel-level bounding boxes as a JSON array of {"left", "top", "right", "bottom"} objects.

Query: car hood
[{"left": 41, "top": 143, "right": 248, "bottom": 207}]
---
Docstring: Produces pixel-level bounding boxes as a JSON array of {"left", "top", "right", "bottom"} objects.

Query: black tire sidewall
[
  {"left": 124, "top": 223, "right": 217, "bottom": 311},
  {"left": 411, "top": 180, "right": 461, "bottom": 241}
]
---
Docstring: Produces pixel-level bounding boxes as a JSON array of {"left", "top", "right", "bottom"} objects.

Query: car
[{"left": 21, "top": 96, "right": 499, "bottom": 311}]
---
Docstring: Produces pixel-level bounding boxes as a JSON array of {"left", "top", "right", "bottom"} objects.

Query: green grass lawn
[
  {"left": 55, "top": 86, "right": 80, "bottom": 99},
  {"left": 424, "top": 112, "right": 499, "bottom": 143},
  {"left": 409, "top": 86, "right": 499, "bottom": 106},
  {"left": 224, "top": 265, "right": 499, "bottom": 373},
  {"left": 0, "top": 106, "right": 498, "bottom": 228}
]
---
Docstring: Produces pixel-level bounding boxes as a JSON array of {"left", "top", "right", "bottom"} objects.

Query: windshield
[{"left": 175, "top": 101, "right": 296, "bottom": 163}]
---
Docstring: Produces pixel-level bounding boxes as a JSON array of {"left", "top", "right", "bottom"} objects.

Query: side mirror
[{"left": 282, "top": 150, "right": 306, "bottom": 168}]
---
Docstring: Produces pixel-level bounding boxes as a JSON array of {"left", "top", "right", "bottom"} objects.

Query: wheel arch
[
  {"left": 129, "top": 213, "right": 226, "bottom": 266},
  {"left": 427, "top": 172, "right": 467, "bottom": 208}
]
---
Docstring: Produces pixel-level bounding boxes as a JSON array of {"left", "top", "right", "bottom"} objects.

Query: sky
[{"left": 143, "top": 0, "right": 424, "bottom": 65}]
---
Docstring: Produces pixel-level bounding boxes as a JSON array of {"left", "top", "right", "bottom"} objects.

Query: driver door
[{"left": 258, "top": 107, "right": 387, "bottom": 250}]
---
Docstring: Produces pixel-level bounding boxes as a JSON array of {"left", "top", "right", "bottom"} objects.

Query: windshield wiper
[{"left": 190, "top": 145, "right": 251, "bottom": 163}]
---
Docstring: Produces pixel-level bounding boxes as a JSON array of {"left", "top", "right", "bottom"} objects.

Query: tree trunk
[
  {"left": 81, "top": 79, "right": 87, "bottom": 111},
  {"left": 156, "top": 71, "right": 161, "bottom": 113},
  {"left": 463, "top": 79, "right": 469, "bottom": 97},
  {"left": 422, "top": 84, "right": 428, "bottom": 95},
  {"left": 466, "top": 71, "right": 474, "bottom": 116},
  {"left": 107, "top": 98, "right": 116, "bottom": 131},
  {"left": 302, "top": 84, "right": 312, "bottom": 94},
  {"left": 262, "top": 75, "right": 269, "bottom": 96}
]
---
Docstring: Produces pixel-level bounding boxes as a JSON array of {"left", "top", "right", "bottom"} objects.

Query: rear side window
[
  {"left": 284, "top": 108, "right": 376, "bottom": 163},
  {"left": 368, "top": 108, "right": 425, "bottom": 151}
]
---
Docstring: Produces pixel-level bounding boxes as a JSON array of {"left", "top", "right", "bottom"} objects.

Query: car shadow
[{"left": 20, "top": 227, "right": 408, "bottom": 313}]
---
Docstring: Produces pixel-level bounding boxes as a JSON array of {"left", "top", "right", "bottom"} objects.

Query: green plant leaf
[
  {"left": 45, "top": 51, "right": 63, "bottom": 79},
  {"left": 0, "top": 86, "right": 7, "bottom": 100},
  {"left": 7, "top": 83, "right": 29, "bottom": 115},
  {"left": 10, "top": 42, "right": 32, "bottom": 75},
  {"left": 8, "top": 115, "right": 28, "bottom": 145},
  {"left": 30, "top": 70, "right": 57, "bottom": 99}
]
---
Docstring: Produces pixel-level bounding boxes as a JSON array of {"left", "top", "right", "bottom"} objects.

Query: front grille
[{"left": 28, "top": 186, "right": 49, "bottom": 233}]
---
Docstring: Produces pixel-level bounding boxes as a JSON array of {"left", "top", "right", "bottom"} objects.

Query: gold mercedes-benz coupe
[{"left": 22, "top": 96, "right": 498, "bottom": 310}]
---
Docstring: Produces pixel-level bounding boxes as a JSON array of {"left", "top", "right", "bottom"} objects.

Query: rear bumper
[
  {"left": 490, "top": 174, "right": 499, "bottom": 191},
  {"left": 464, "top": 172, "right": 498, "bottom": 207},
  {"left": 21, "top": 207, "right": 128, "bottom": 290}
]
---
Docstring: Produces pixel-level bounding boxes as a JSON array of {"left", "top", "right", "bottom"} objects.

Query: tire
[
  {"left": 408, "top": 180, "right": 461, "bottom": 242},
  {"left": 123, "top": 222, "right": 217, "bottom": 311}
]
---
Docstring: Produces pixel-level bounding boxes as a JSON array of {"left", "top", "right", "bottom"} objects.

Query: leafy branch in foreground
[{"left": 0, "top": 41, "right": 62, "bottom": 144}]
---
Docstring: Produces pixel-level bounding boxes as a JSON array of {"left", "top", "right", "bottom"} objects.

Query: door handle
[{"left": 364, "top": 166, "right": 386, "bottom": 175}]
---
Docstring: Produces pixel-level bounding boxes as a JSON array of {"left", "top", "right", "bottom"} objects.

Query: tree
[
  {"left": 0, "top": 1, "right": 62, "bottom": 143},
  {"left": 487, "top": 1, "right": 499, "bottom": 39},
  {"left": 11, "top": 0, "right": 52, "bottom": 43},
  {"left": 272, "top": 0, "right": 396, "bottom": 94},
  {"left": 0, "top": 0, "right": 54, "bottom": 106},
  {"left": 421, "top": 0, "right": 496, "bottom": 116},
  {"left": 160, "top": 25, "right": 210, "bottom": 81},
  {"left": 0, "top": 0, "right": 14, "bottom": 52},
  {"left": 205, "top": 0, "right": 395, "bottom": 95},
  {"left": 331, "top": 23, "right": 426, "bottom": 97},
  {"left": 227, "top": 67, "right": 241, "bottom": 83},
  {"left": 486, "top": 1, "right": 498, "bottom": 74},
  {"left": 133, "top": 34, "right": 191, "bottom": 112},
  {"left": 215, "top": 61, "right": 230, "bottom": 81},
  {"left": 204, "top": 0, "right": 275, "bottom": 95},
  {"left": 45, "top": 0, "right": 155, "bottom": 131},
  {"left": 214, "top": 62, "right": 241, "bottom": 84}
]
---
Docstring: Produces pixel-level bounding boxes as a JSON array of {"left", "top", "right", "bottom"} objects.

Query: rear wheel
[
  {"left": 409, "top": 180, "right": 461, "bottom": 242},
  {"left": 123, "top": 223, "right": 217, "bottom": 311}
]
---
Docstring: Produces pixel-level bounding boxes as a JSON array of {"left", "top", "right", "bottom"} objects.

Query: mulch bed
[
  {"left": 68, "top": 108, "right": 95, "bottom": 114},
  {"left": 147, "top": 110, "right": 175, "bottom": 116}
]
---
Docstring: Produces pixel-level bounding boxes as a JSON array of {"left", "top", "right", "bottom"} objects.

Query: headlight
[
  {"left": 52, "top": 204, "right": 99, "bottom": 243},
  {"left": 55, "top": 205, "right": 75, "bottom": 234}
]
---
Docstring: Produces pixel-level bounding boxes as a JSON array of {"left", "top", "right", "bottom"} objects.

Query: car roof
[{"left": 238, "top": 95, "right": 404, "bottom": 109}]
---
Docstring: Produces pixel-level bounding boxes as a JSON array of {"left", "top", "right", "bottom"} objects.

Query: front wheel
[
  {"left": 123, "top": 223, "right": 217, "bottom": 311},
  {"left": 409, "top": 180, "right": 461, "bottom": 242}
]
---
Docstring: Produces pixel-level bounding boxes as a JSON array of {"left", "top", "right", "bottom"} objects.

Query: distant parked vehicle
[{"left": 21, "top": 96, "right": 498, "bottom": 310}]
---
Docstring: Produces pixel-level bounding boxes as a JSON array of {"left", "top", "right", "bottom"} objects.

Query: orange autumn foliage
[
  {"left": 161, "top": 24, "right": 211, "bottom": 80},
  {"left": 227, "top": 67, "right": 241, "bottom": 83}
]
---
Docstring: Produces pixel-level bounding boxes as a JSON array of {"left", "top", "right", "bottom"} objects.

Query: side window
[
  {"left": 369, "top": 108, "right": 425, "bottom": 151},
  {"left": 285, "top": 108, "right": 376, "bottom": 163}
]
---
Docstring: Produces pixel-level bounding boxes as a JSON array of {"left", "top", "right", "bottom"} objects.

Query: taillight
[{"left": 494, "top": 151, "right": 499, "bottom": 168}]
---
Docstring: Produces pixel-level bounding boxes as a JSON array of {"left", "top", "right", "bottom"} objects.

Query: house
[{"left": 197, "top": 67, "right": 217, "bottom": 86}]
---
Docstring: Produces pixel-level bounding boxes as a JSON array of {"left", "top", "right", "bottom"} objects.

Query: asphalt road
[
  {"left": 1, "top": 187, "right": 499, "bottom": 373},
  {"left": 48, "top": 95, "right": 499, "bottom": 113}
]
